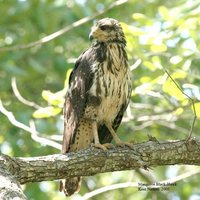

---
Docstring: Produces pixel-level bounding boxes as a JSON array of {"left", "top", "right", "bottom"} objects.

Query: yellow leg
[
  {"left": 106, "top": 123, "right": 134, "bottom": 148},
  {"left": 91, "top": 121, "right": 113, "bottom": 150}
]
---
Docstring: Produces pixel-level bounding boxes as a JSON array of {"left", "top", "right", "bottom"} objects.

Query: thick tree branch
[{"left": 1, "top": 139, "right": 200, "bottom": 185}]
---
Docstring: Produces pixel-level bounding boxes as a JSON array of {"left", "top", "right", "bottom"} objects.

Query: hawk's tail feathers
[{"left": 59, "top": 177, "right": 82, "bottom": 196}]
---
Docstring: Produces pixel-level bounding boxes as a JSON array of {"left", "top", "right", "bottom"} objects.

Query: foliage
[{"left": 0, "top": 0, "right": 200, "bottom": 199}]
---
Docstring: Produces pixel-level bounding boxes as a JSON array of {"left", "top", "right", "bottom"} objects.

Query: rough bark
[
  {"left": 1, "top": 139, "right": 200, "bottom": 187},
  {"left": 0, "top": 155, "right": 27, "bottom": 200}
]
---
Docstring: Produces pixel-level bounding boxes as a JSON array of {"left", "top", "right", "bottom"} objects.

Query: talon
[
  {"left": 102, "top": 143, "right": 114, "bottom": 149},
  {"left": 116, "top": 141, "right": 134, "bottom": 149},
  {"left": 125, "top": 142, "right": 134, "bottom": 149},
  {"left": 116, "top": 142, "right": 125, "bottom": 148},
  {"left": 92, "top": 143, "right": 107, "bottom": 150}
]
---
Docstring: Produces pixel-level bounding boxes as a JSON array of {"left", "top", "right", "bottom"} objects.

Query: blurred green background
[{"left": 0, "top": 0, "right": 200, "bottom": 199}]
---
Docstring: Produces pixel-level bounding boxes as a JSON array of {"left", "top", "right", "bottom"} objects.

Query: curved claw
[
  {"left": 116, "top": 141, "right": 134, "bottom": 149},
  {"left": 102, "top": 143, "right": 114, "bottom": 149},
  {"left": 92, "top": 143, "right": 107, "bottom": 151}
]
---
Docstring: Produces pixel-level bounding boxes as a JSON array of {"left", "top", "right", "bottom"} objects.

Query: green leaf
[
  {"left": 143, "top": 61, "right": 156, "bottom": 71},
  {"left": 132, "top": 13, "right": 146, "bottom": 20},
  {"left": 121, "top": 23, "right": 144, "bottom": 36},
  {"left": 150, "top": 44, "right": 167, "bottom": 52},
  {"left": 163, "top": 80, "right": 186, "bottom": 101},
  {"left": 140, "top": 76, "right": 152, "bottom": 83},
  {"left": 33, "top": 106, "right": 62, "bottom": 118},
  {"left": 158, "top": 6, "right": 170, "bottom": 20},
  {"left": 171, "top": 70, "right": 187, "bottom": 79},
  {"left": 152, "top": 56, "right": 163, "bottom": 69},
  {"left": 194, "top": 102, "right": 200, "bottom": 118},
  {"left": 42, "top": 90, "right": 65, "bottom": 107},
  {"left": 174, "top": 107, "right": 184, "bottom": 116}
]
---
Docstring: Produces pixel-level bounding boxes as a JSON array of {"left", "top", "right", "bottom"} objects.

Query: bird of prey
[{"left": 60, "top": 18, "right": 132, "bottom": 196}]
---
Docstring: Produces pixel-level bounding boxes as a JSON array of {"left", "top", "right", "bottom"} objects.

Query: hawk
[{"left": 60, "top": 18, "right": 132, "bottom": 196}]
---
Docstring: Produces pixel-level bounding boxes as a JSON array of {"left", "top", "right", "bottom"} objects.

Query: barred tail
[{"left": 59, "top": 177, "right": 82, "bottom": 196}]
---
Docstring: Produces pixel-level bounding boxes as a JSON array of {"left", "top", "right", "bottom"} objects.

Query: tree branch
[
  {"left": 0, "top": 155, "right": 27, "bottom": 199},
  {"left": 11, "top": 77, "right": 42, "bottom": 110},
  {"left": 82, "top": 168, "right": 200, "bottom": 200},
  {"left": 0, "top": 0, "right": 128, "bottom": 52},
  {"left": 0, "top": 99, "right": 61, "bottom": 150},
  {"left": 1, "top": 139, "right": 200, "bottom": 185}
]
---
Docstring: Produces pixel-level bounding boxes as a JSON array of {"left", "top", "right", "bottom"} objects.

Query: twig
[
  {"left": 0, "top": 0, "right": 128, "bottom": 52},
  {"left": 165, "top": 70, "right": 197, "bottom": 140},
  {"left": 0, "top": 99, "right": 61, "bottom": 150},
  {"left": 130, "top": 59, "right": 142, "bottom": 71},
  {"left": 11, "top": 77, "right": 42, "bottom": 109},
  {"left": 80, "top": 182, "right": 137, "bottom": 200}
]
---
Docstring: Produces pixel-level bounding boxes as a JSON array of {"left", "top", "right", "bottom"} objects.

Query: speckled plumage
[{"left": 60, "top": 18, "right": 131, "bottom": 196}]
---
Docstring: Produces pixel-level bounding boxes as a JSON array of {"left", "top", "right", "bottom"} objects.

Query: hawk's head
[{"left": 89, "top": 18, "right": 126, "bottom": 45}]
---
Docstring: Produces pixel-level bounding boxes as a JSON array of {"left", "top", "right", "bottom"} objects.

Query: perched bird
[{"left": 60, "top": 18, "right": 132, "bottom": 196}]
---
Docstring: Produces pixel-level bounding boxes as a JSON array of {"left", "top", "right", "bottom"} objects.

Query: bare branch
[
  {"left": 130, "top": 59, "right": 142, "bottom": 71},
  {"left": 11, "top": 77, "right": 42, "bottom": 109},
  {"left": 0, "top": 0, "right": 128, "bottom": 52},
  {"left": 0, "top": 99, "right": 61, "bottom": 150},
  {"left": 165, "top": 70, "right": 197, "bottom": 140},
  {"left": 81, "top": 182, "right": 137, "bottom": 200},
  {"left": 81, "top": 168, "right": 200, "bottom": 200}
]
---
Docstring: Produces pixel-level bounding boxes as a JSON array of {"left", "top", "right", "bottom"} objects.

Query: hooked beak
[
  {"left": 89, "top": 32, "right": 94, "bottom": 41},
  {"left": 89, "top": 26, "right": 98, "bottom": 41}
]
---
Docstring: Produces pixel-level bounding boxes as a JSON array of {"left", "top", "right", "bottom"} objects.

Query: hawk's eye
[{"left": 100, "top": 25, "right": 109, "bottom": 31}]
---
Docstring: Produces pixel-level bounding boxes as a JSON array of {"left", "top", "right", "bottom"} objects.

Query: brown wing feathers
[{"left": 62, "top": 50, "right": 94, "bottom": 153}]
